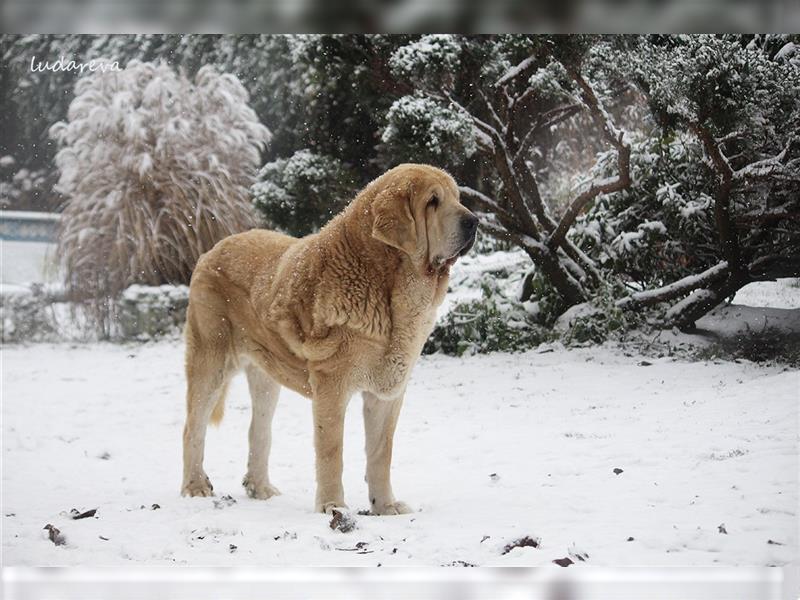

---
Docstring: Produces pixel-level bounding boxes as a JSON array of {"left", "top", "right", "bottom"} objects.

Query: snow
[
  {"left": 3, "top": 340, "right": 796, "bottom": 567},
  {"left": 733, "top": 279, "right": 800, "bottom": 310},
  {"left": 388, "top": 35, "right": 461, "bottom": 80},
  {"left": 553, "top": 302, "right": 602, "bottom": 333},
  {"left": 121, "top": 284, "right": 189, "bottom": 304}
]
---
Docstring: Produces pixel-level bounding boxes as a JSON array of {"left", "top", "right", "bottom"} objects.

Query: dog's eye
[{"left": 428, "top": 195, "right": 439, "bottom": 209}]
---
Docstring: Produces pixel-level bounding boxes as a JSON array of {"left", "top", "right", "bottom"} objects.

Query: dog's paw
[
  {"left": 316, "top": 500, "right": 348, "bottom": 515},
  {"left": 242, "top": 476, "right": 280, "bottom": 500},
  {"left": 371, "top": 500, "right": 413, "bottom": 516},
  {"left": 181, "top": 474, "right": 214, "bottom": 497}
]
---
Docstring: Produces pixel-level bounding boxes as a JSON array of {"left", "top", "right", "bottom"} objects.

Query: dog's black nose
[{"left": 461, "top": 214, "right": 478, "bottom": 236}]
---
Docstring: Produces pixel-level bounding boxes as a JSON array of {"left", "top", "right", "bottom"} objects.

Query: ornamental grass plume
[{"left": 51, "top": 60, "right": 270, "bottom": 335}]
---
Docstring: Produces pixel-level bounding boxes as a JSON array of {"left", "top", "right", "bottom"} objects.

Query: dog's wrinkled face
[{"left": 371, "top": 164, "right": 478, "bottom": 273}]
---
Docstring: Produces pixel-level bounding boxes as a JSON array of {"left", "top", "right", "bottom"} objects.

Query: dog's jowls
[{"left": 181, "top": 163, "right": 477, "bottom": 514}]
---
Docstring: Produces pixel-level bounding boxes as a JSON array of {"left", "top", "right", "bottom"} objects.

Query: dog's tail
[{"left": 208, "top": 380, "right": 230, "bottom": 426}]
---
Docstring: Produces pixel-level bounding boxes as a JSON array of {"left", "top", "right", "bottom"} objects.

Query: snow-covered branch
[
  {"left": 616, "top": 261, "right": 729, "bottom": 309},
  {"left": 495, "top": 55, "right": 538, "bottom": 89},
  {"left": 733, "top": 138, "right": 796, "bottom": 181},
  {"left": 476, "top": 88, "right": 506, "bottom": 137},
  {"left": 564, "top": 64, "right": 627, "bottom": 153}
]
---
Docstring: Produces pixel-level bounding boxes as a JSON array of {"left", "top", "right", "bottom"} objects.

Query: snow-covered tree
[
  {"left": 382, "top": 93, "right": 479, "bottom": 166},
  {"left": 386, "top": 35, "right": 631, "bottom": 311},
  {"left": 252, "top": 149, "right": 355, "bottom": 236},
  {"left": 573, "top": 131, "right": 718, "bottom": 292},
  {"left": 607, "top": 35, "right": 800, "bottom": 328},
  {"left": 242, "top": 35, "right": 413, "bottom": 236},
  {"left": 387, "top": 34, "right": 800, "bottom": 329},
  {"left": 51, "top": 60, "right": 270, "bottom": 335}
]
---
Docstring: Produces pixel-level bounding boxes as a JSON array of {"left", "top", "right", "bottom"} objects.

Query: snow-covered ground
[
  {"left": 733, "top": 279, "right": 800, "bottom": 310},
  {"left": 3, "top": 339, "right": 797, "bottom": 567}
]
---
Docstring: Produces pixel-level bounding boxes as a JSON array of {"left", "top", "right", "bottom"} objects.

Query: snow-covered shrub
[
  {"left": 252, "top": 150, "right": 356, "bottom": 236},
  {"left": 388, "top": 35, "right": 462, "bottom": 89},
  {"left": 425, "top": 249, "right": 551, "bottom": 355},
  {"left": 0, "top": 284, "right": 58, "bottom": 343},
  {"left": 117, "top": 285, "right": 189, "bottom": 340},
  {"left": 575, "top": 36, "right": 800, "bottom": 328},
  {"left": 0, "top": 283, "right": 189, "bottom": 342},
  {"left": 555, "top": 282, "right": 640, "bottom": 345},
  {"left": 472, "top": 230, "right": 513, "bottom": 254},
  {"left": 424, "top": 291, "right": 550, "bottom": 356},
  {"left": 0, "top": 163, "right": 61, "bottom": 212},
  {"left": 381, "top": 94, "right": 478, "bottom": 167},
  {"left": 50, "top": 60, "right": 270, "bottom": 336}
]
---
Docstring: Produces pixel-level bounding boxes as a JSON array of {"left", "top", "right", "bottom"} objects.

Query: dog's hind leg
[
  {"left": 181, "top": 317, "right": 235, "bottom": 497},
  {"left": 242, "top": 364, "right": 282, "bottom": 499}
]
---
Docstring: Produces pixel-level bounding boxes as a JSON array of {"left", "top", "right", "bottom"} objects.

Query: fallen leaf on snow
[
  {"left": 213, "top": 495, "right": 236, "bottom": 509},
  {"left": 329, "top": 509, "right": 357, "bottom": 533},
  {"left": 43, "top": 524, "right": 66, "bottom": 546},
  {"left": 553, "top": 557, "right": 574, "bottom": 567},
  {"left": 501, "top": 536, "right": 540, "bottom": 555}
]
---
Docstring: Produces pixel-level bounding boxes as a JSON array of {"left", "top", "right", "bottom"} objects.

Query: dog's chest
[{"left": 362, "top": 276, "right": 442, "bottom": 399}]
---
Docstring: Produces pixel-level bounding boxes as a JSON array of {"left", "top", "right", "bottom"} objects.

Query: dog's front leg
[
  {"left": 312, "top": 380, "right": 349, "bottom": 513},
  {"left": 362, "top": 392, "right": 413, "bottom": 515}
]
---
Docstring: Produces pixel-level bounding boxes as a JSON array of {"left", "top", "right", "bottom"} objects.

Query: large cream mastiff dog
[{"left": 181, "top": 164, "right": 478, "bottom": 515}]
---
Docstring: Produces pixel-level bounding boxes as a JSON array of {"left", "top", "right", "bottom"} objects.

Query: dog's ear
[{"left": 371, "top": 186, "right": 417, "bottom": 255}]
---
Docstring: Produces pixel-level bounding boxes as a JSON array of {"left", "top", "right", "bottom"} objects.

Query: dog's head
[{"left": 370, "top": 164, "right": 478, "bottom": 273}]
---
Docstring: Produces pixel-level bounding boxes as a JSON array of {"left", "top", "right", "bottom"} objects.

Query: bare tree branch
[
  {"left": 546, "top": 65, "right": 631, "bottom": 251},
  {"left": 470, "top": 92, "right": 544, "bottom": 239},
  {"left": 459, "top": 185, "right": 515, "bottom": 223},
  {"left": 512, "top": 103, "right": 583, "bottom": 169},
  {"left": 747, "top": 254, "right": 800, "bottom": 279},
  {"left": 477, "top": 88, "right": 507, "bottom": 138}
]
